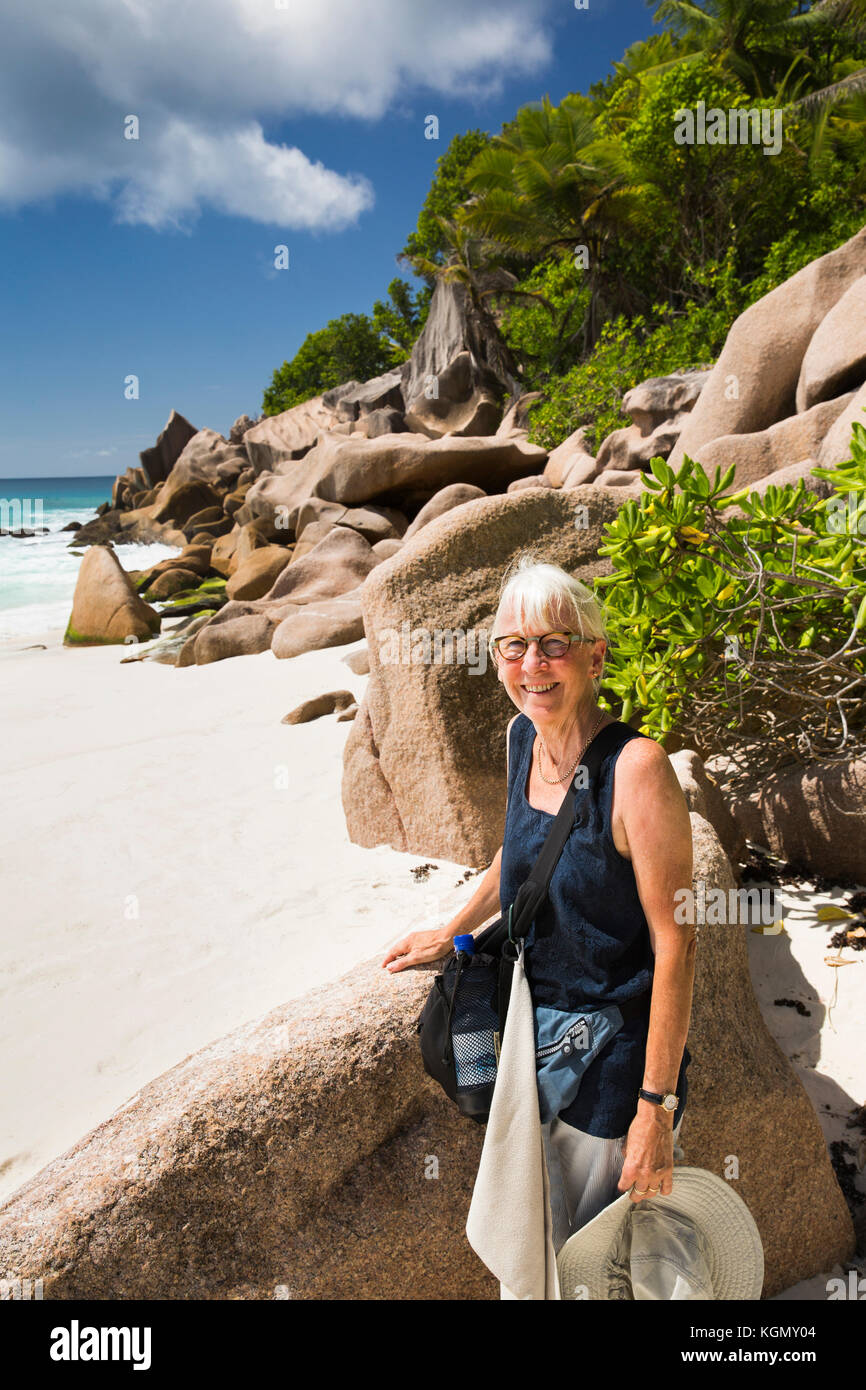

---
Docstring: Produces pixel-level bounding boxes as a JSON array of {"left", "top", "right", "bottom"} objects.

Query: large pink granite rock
[
  {"left": 796, "top": 276, "right": 866, "bottom": 411},
  {"left": 670, "top": 224, "right": 866, "bottom": 468},
  {"left": 238, "top": 433, "right": 547, "bottom": 531},
  {"left": 724, "top": 754, "right": 866, "bottom": 882},
  {"left": 0, "top": 811, "right": 852, "bottom": 1299},
  {"left": 64, "top": 545, "right": 161, "bottom": 646},
  {"left": 342, "top": 486, "right": 629, "bottom": 864},
  {"left": 692, "top": 392, "right": 856, "bottom": 487}
]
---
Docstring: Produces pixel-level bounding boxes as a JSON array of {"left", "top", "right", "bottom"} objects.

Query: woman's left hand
[{"left": 616, "top": 1109, "right": 674, "bottom": 1202}]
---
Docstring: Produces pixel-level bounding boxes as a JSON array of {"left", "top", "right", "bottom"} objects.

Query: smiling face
[{"left": 493, "top": 597, "right": 606, "bottom": 722}]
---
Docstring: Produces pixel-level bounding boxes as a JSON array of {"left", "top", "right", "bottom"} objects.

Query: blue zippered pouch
[{"left": 534, "top": 1002, "right": 625, "bottom": 1124}]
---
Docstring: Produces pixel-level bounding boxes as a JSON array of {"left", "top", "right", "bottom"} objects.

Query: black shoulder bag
[{"left": 416, "top": 722, "right": 624, "bottom": 1124}]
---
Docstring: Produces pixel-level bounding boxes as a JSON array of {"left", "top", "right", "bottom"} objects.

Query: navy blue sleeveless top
[{"left": 500, "top": 713, "right": 690, "bottom": 1138}]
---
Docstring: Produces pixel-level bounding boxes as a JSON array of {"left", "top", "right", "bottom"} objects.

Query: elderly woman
[{"left": 383, "top": 554, "right": 696, "bottom": 1265}]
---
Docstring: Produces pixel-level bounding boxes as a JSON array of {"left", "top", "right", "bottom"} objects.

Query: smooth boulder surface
[
  {"left": 209, "top": 529, "right": 242, "bottom": 578},
  {"left": 595, "top": 419, "right": 685, "bottom": 473},
  {"left": 149, "top": 429, "right": 244, "bottom": 525},
  {"left": 668, "top": 750, "right": 745, "bottom": 869},
  {"left": 402, "top": 483, "right": 486, "bottom": 540},
  {"left": 400, "top": 280, "right": 519, "bottom": 435},
  {"left": 143, "top": 567, "right": 203, "bottom": 600},
  {"left": 294, "top": 498, "right": 350, "bottom": 534},
  {"left": 231, "top": 521, "right": 276, "bottom": 572},
  {"left": 226, "top": 545, "right": 293, "bottom": 600},
  {"left": 0, "top": 808, "right": 851, "bottom": 1299},
  {"left": 506, "top": 474, "right": 553, "bottom": 492},
  {"left": 341, "top": 486, "right": 628, "bottom": 864},
  {"left": 264, "top": 526, "right": 378, "bottom": 605},
  {"left": 593, "top": 368, "right": 711, "bottom": 476},
  {"left": 816, "top": 380, "right": 866, "bottom": 465},
  {"left": 270, "top": 594, "right": 364, "bottom": 659},
  {"left": 670, "top": 225, "right": 866, "bottom": 467},
  {"left": 561, "top": 453, "right": 602, "bottom": 489},
  {"left": 342, "top": 645, "right": 370, "bottom": 675},
  {"left": 695, "top": 392, "right": 856, "bottom": 488},
  {"left": 291, "top": 519, "right": 336, "bottom": 563},
  {"left": 371, "top": 538, "right": 403, "bottom": 560},
  {"left": 331, "top": 369, "right": 405, "bottom": 421},
  {"left": 724, "top": 754, "right": 866, "bottom": 881},
  {"left": 65, "top": 545, "right": 161, "bottom": 646},
  {"left": 543, "top": 427, "right": 598, "bottom": 488},
  {"left": 796, "top": 276, "right": 866, "bottom": 412},
  {"left": 495, "top": 390, "right": 543, "bottom": 439},
  {"left": 621, "top": 369, "right": 711, "bottom": 434},
  {"left": 186, "top": 613, "right": 276, "bottom": 665},
  {"left": 222, "top": 487, "right": 250, "bottom": 518},
  {"left": 282, "top": 691, "right": 358, "bottom": 724},
  {"left": 404, "top": 350, "right": 501, "bottom": 439},
  {"left": 744, "top": 458, "right": 834, "bottom": 501},
  {"left": 138, "top": 409, "right": 198, "bottom": 489},
  {"left": 242, "top": 395, "right": 340, "bottom": 473},
  {"left": 135, "top": 544, "right": 213, "bottom": 591},
  {"left": 356, "top": 406, "right": 405, "bottom": 438},
  {"left": 594, "top": 469, "right": 644, "bottom": 490},
  {"left": 240, "top": 433, "right": 547, "bottom": 527},
  {"left": 336, "top": 504, "right": 408, "bottom": 543}
]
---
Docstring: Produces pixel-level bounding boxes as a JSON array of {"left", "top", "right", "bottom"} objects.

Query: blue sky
[{"left": 0, "top": 0, "right": 660, "bottom": 480}]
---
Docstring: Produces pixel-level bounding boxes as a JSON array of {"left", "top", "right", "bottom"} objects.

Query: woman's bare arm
[
  {"left": 620, "top": 738, "right": 696, "bottom": 1108},
  {"left": 382, "top": 715, "right": 517, "bottom": 972},
  {"left": 381, "top": 847, "right": 503, "bottom": 972},
  {"left": 614, "top": 736, "right": 697, "bottom": 1202}
]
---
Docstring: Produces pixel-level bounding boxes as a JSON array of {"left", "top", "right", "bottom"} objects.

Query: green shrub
[
  {"left": 592, "top": 421, "right": 866, "bottom": 782},
  {"left": 526, "top": 256, "right": 740, "bottom": 452},
  {"left": 494, "top": 255, "right": 591, "bottom": 387}
]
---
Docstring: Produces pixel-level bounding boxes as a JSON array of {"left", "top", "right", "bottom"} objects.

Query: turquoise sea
[{"left": 0, "top": 476, "right": 180, "bottom": 641}]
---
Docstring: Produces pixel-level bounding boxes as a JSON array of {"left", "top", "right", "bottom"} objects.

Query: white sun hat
[{"left": 557, "top": 1167, "right": 764, "bottom": 1301}]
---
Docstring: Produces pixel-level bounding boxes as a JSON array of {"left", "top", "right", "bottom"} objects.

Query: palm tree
[
  {"left": 651, "top": 0, "right": 866, "bottom": 102},
  {"left": 783, "top": 0, "right": 866, "bottom": 111},
  {"left": 650, "top": 0, "right": 810, "bottom": 93},
  {"left": 458, "top": 95, "right": 649, "bottom": 354}
]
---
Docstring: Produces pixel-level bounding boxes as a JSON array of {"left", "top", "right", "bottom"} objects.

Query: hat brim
[{"left": 557, "top": 1167, "right": 764, "bottom": 1301}]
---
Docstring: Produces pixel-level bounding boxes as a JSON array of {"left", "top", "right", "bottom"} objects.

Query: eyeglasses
[{"left": 492, "top": 632, "right": 598, "bottom": 660}]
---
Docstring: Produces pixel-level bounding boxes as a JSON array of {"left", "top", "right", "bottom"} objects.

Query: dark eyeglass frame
[{"left": 491, "top": 631, "right": 599, "bottom": 660}]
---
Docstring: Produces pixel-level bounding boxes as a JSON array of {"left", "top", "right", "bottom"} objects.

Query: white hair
[{"left": 489, "top": 552, "right": 610, "bottom": 696}]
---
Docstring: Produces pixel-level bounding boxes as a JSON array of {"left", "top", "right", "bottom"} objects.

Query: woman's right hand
[{"left": 382, "top": 928, "right": 455, "bottom": 973}]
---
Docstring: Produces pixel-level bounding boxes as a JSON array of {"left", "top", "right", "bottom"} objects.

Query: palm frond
[{"left": 789, "top": 66, "right": 866, "bottom": 112}]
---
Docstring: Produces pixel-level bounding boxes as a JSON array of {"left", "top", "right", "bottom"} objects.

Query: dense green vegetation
[
  {"left": 262, "top": 0, "right": 866, "bottom": 436},
  {"left": 523, "top": 191, "right": 864, "bottom": 451},
  {"left": 593, "top": 418, "right": 866, "bottom": 774}
]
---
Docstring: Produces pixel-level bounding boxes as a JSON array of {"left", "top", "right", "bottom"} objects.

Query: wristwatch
[{"left": 638, "top": 1087, "right": 679, "bottom": 1112}]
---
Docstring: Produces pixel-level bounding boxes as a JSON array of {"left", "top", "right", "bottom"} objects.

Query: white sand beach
[
  {"left": 746, "top": 878, "right": 866, "bottom": 1297},
  {"left": 0, "top": 622, "right": 863, "bottom": 1299},
  {"left": 0, "top": 624, "right": 483, "bottom": 1205}
]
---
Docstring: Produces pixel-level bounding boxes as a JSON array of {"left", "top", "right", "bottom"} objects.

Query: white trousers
[{"left": 500, "top": 1113, "right": 685, "bottom": 1299}]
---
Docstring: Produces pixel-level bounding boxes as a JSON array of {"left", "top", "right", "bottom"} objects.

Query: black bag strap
[{"left": 507, "top": 720, "right": 625, "bottom": 945}]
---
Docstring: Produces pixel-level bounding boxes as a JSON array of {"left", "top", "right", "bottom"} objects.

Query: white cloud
[
  {"left": 0, "top": 0, "right": 552, "bottom": 232},
  {"left": 112, "top": 119, "right": 374, "bottom": 231}
]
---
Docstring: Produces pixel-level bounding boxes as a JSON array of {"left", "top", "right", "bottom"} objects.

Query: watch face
[{"left": 663, "top": 1095, "right": 678, "bottom": 1111}]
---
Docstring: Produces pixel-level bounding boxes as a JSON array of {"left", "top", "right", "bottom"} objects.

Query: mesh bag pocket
[{"left": 450, "top": 962, "right": 500, "bottom": 1091}]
